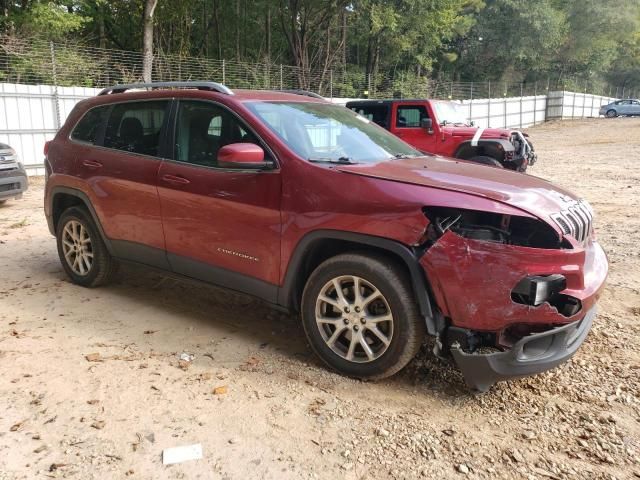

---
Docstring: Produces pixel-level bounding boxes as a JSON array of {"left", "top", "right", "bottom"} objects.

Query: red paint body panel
[
  {"left": 217, "top": 142, "right": 265, "bottom": 164},
  {"left": 157, "top": 161, "right": 282, "bottom": 284},
  {"left": 420, "top": 232, "right": 608, "bottom": 332},
  {"left": 336, "top": 155, "right": 578, "bottom": 232},
  {"left": 76, "top": 148, "right": 166, "bottom": 250}
]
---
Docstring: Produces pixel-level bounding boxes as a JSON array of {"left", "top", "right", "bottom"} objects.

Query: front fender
[{"left": 454, "top": 138, "right": 514, "bottom": 161}]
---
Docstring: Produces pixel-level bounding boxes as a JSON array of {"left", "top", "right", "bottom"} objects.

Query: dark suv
[{"left": 44, "top": 82, "right": 608, "bottom": 391}]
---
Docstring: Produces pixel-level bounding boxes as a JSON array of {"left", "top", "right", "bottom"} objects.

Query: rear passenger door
[{"left": 74, "top": 100, "right": 171, "bottom": 268}]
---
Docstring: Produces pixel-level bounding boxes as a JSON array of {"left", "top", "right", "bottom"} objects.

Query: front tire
[
  {"left": 56, "top": 206, "right": 117, "bottom": 287},
  {"left": 301, "top": 253, "right": 425, "bottom": 380},
  {"left": 468, "top": 155, "right": 504, "bottom": 168},
  {"left": 606, "top": 109, "right": 617, "bottom": 118}
]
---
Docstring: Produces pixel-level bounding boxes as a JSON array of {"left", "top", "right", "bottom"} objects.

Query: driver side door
[
  {"left": 390, "top": 105, "right": 437, "bottom": 153},
  {"left": 157, "top": 100, "right": 282, "bottom": 301}
]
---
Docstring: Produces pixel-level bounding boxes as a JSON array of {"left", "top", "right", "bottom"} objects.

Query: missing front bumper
[{"left": 451, "top": 306, "right": 596, "bottom": 392}]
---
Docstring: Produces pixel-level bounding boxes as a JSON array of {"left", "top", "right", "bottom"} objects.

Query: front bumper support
[{"left": 451, "top": 306, "right": 596, "bottom": 392}]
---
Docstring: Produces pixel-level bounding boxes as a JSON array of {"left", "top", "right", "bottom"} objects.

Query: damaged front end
[
  {"left": 418, "top": 206, "right": 608, "bottom": 391},
  {"left": 509, "top": 131, "right": 537, "bottom": 169}
]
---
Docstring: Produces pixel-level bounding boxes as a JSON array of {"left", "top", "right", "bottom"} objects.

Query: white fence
[
  {"left": 0, "top": 82, "right": 619, "bottom": 175},
  {"left": 0, "top": 83, "right": 100, "bottom": 175}
]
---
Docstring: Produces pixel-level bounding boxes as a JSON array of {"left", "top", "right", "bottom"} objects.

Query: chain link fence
[{"left": 1, "top": 35, "right": 635, "bottom": 101}]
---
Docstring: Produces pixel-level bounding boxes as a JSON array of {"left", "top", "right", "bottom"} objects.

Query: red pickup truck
[{"left": 346, "top": 99, "right": 536, "bottom": 172}]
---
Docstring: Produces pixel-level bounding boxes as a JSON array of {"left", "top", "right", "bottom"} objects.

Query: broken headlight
[{"left": 422, "top": 207, "right": 564, "bottom": 249}]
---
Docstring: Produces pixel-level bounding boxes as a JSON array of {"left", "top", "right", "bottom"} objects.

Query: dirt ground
[{"left": 0, "top": 118, "right": 639, "bottom": 480}]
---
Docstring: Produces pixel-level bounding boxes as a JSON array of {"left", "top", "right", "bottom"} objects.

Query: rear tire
[
  {"left": 56, "top": 206, "right": 118, "bottom": 287},
  {"left": 301, "top": 253, "right": 425, "bottom": 380},
  {"left": 468, "top": 155, "right": 503, "bottom": 168},
  {"left": 606, "top": 109, "right": 617, "bottom": 118}
]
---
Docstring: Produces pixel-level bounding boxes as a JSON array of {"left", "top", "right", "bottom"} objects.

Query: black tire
[
  {"left": 301, "top": 252, "right": 425, "bottom": 380},
  {"left": 468, "top": 155, "right": 504, "bottom": 168},
  {"left": 606, "top": 109, "right": 617, "bottom": 118},
  {"left": 56, "top": 206, "right": 118, "bottom": 287}
]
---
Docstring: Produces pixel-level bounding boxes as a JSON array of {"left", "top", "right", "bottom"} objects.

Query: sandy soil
[{"left": 0, "top": 118, "right": 639, "bottom": 480}]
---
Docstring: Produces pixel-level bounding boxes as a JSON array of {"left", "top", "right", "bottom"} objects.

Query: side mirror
[
  {"left": 217, "top": 143, "right": 271, "bottom": 169},
  {"left": 470, "top": 120, "right": 475, "bottom": 127},
  {"left": 420, "top": 117, "right": 433, "bottom": 133}
]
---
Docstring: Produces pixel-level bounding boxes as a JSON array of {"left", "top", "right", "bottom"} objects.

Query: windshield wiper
[
  {"left": 392, "top": 153, "right": 417, "bottom": 159},
  {"left": 308, "top": 157, "right": 358, "bottom": 165}
]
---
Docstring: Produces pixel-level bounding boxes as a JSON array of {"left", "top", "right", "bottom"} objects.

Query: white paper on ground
[{"left": 162, "top": 443, "right": 203, "bottom": 465}]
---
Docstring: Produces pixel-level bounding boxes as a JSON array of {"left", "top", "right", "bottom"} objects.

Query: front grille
[
  {"left": 0, "top": 182, "right": 19, "bottom": 192},
  {"left": 550, "top": 199, "right": 593, "bottom": 243}
]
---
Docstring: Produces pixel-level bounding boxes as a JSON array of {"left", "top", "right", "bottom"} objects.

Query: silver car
[
  {"left": 0, "top": 142, "right": 29, "bottom": 204},
  {"left": 599, "top": 99, "right": 640, "bottom": 117}
]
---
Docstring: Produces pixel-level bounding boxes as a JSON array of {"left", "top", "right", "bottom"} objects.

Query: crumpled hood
[{"left": 336, "top": 155, "right": 579, "bottom": 222}]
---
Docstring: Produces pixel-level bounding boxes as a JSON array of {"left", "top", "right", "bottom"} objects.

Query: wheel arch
[
  {"left": 50, "top": 186, "right": 113, "bottom": 254},
  {"left": 279, "top": 230, "right": 438, "bottom": 334},
  {"left": 454, "top": 138, "right": 514, "bottom": 162}
]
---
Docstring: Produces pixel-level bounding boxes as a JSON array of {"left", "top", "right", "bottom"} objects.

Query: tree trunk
[
  {"left": 213, "top": 0, "right": 222, "bottom": 59},
  {"left": 235, "top": 0, "right": 241, "bottom": 60},
  {"left": 265, "top": 5, "right": 271, "bottom": 63},
  {"left": 98, "top": 4, "right": 106, "bottom": 49},
  {"left": 142, "top": 0, "right": 158, "bottom": 83}
]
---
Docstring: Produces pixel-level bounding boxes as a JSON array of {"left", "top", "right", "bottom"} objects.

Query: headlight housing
[{"left": 422, "top": 207, "right": 565, "bottom": 249}]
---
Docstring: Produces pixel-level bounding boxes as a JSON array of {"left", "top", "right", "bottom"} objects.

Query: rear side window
[
  {"left": 349, "top": 105, "right": 389, "bottom": 128},
  {"left": 71, "top": 106, "right": 109, "bottom": 144},
  {"left": 104, "top": 101, "right": 169, "bottom": 156}
]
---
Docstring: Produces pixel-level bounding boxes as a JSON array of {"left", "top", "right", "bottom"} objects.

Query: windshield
[
  {"left": 433, "top": 102, "right": 471, "bottom": 126},
  {"left": 245, "top": 102, "right": 421, "bottom": 164}
]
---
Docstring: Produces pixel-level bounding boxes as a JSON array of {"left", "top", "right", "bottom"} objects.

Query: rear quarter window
[
  {"left": 70, "top": 106, "right": 109, "bottom": 145},
  {"left": 348, "top": 105, "right": 389, "bottom": 128}
]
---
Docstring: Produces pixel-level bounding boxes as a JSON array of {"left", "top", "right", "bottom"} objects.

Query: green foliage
[
  {"left": 10, "top": 2, "right": 88, "bottom": 40},
  {"left": 0, "top": 0, "right": 638, "bottom": 93}
]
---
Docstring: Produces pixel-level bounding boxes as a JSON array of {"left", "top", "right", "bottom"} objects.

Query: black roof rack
[
  {"left": 279, "top": 89, "right": 325, "bottom": 100},
  {"left": 98, "top": 81, "right": 234, "bottom": 96}
]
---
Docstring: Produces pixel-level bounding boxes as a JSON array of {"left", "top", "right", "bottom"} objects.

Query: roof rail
[
  {"left": 98, "top": 81, "right": 234, "bottom": 96},
  {"left": 279, "top": 89, "right": 325, "bottom": 100}
]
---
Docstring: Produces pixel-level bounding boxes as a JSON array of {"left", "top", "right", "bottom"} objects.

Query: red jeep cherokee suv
[{"left": 44, "top": 82, "right": 608, "bottom": 391}]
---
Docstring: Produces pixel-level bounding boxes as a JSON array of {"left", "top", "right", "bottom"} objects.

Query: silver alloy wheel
[
  {"left": 315, "top": 275, "right": 394, "bottom": 363},
  {"left": 61, "top": 220, "right": 93, "bottom": 276}
]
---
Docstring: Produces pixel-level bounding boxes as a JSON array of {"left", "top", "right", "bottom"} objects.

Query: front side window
[
  {"left": 103, "top": 101, "right": 168, "bottom": 156},
  {"left": 349, "top": 105, "right": 389, "bottom": 128},
  {"left": 396, "top": 106, "right": 429, "bottom": 128},
  {"left": 246, "top": 102, "right": 420, "bottom": 164},
  {"left": 71, "top": 106, "right": 109, "bottom": 145},
  {"left": 173, "top": 101, "right": 262, "bottom": 167}
]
